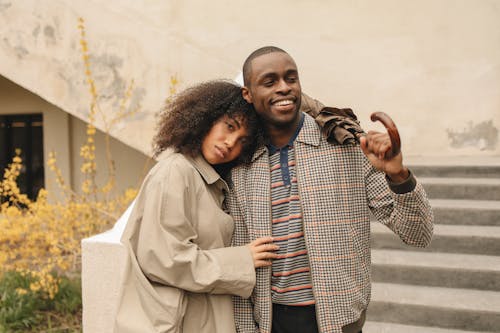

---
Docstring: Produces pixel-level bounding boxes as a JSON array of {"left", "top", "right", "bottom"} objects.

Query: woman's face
[{"left": 201, "top": 115, "right": 250, "bottom": 165}]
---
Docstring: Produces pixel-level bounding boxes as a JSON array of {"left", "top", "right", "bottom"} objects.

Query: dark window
[{"left": 0, "top": 114, "right": 44, "bottom": 200}]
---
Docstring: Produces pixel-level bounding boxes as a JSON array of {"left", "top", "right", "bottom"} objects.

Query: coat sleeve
[
  {"left": 134, "top": 162, "right": 256, "bottom": 298},
  {"left": 364, "top": 157, "right": 434, "bottom": 247}
]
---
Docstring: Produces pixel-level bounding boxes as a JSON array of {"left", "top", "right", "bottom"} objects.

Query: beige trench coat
[{"left": 114, "top": 151, "right": 256, "bottom": 333}]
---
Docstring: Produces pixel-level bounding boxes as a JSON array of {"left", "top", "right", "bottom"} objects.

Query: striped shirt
[{"left": 268, "top": 114, "right": 315, "bottom": 306}]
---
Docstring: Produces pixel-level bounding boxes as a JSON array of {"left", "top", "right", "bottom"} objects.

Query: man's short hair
[{"left": 242, "top": 46, "right": 288, "bottom": 86}]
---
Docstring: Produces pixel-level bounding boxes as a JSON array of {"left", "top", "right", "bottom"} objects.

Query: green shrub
[
  {"left": 53, "top": 275, "right": 82, "bottom": 314},
  {"left": 0, "top": 271, "right": 41, "bottom": 331},
  {"left": 0, "top": 271, "right": 81, "bottom": 332}
]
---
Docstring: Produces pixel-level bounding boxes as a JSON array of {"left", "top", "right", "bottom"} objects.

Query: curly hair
[{"left": 153, "top": 80, "right": 261, "bottom": 165}]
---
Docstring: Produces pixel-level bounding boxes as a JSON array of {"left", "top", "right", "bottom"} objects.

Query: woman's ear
[{"left": 241, "top": 86, "right": 253, "bottom": 104}]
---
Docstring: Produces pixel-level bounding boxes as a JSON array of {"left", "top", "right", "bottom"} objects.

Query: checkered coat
[{"left": 228, "top": 114, "right": 434, "bottom": 333}]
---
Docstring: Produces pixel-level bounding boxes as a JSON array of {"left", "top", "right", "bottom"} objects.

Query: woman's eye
[{"left": 225, "top": 121, "right": 234, "bottom": 130}]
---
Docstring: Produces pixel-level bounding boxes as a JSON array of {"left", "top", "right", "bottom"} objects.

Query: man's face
[{"left": 242, "top": 52, "right": 302, "bottom": 130}]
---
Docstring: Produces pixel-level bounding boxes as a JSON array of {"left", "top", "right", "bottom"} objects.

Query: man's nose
[{"left": 276, "top": 79, "right": 291, "bottom": 94}]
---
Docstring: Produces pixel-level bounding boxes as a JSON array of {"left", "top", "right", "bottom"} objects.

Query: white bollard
[{"left": 81, "top": 201, "right": 135, "bottom": 333}]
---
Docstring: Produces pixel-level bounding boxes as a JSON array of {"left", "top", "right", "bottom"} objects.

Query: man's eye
[
  {"left": 263, "top": 79, "right": 274, "bottom": 87},
  {"left": 287, "top": 76, "right": 297, "bottom": 83}
]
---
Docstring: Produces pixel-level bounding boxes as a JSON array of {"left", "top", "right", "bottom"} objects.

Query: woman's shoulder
[
  {"left": 150, "top": 151, "right": 197, "bottom": 179},
  {"left": 157, "top": 150, "right": 193, "bottom": 167}
]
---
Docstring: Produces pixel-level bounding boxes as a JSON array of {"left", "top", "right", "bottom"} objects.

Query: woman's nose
[{"left": 225, "top": 135, "right": 236, "bottom": 149}]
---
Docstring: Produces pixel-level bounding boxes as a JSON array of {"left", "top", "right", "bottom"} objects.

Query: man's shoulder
[
  {"left": 302, "top": 112, "right": 321, "bottom": 130},
  {"left": 302, "top": 112, "right": 362, "bottom": 150}
]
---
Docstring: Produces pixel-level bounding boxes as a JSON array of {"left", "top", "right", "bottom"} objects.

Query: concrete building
[
  {"left": 1, "top": 1, "right": 499, "bottom": 332},
  {"left": 0, "top": 75, "right": 152, "bottom": 201}
]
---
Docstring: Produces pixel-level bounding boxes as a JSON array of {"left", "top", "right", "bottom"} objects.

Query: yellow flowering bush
[
  {"left": 0, "top": 139, "right": 138, "bottom": 302},
  {"left": 0, "top": 17, "right": 179, "bottom": 331},
  {"left": 0, "top": 18, "right": 143, "bottom": 302}
]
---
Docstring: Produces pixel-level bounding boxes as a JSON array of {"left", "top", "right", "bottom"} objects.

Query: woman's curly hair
[{"left": 153, "top": 80, "right": 261, "bottom": 165}]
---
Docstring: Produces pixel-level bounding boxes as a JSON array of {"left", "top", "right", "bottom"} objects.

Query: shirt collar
[
  {"left": 295, "top": 112, "right": 321, "bottom": 147},
  {"left": 251, "top": 113, "right": 321, "bottom": 162},
  {"left": 267, "top": 113, "right": 305, "bottom": 155},
  {"left": 185, "top": 154, "right": 229, "bottom": 192}
]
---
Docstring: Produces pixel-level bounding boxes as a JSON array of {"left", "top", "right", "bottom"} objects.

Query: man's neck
[
  {"left": 268, "top": 127, "right": 296, "bottom": 148},
  {"left": 266, "top": 113, "right": 303, "bottom": 148}
]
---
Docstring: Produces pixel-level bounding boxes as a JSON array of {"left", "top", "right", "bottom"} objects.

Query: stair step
[
  {"left": 372, "top": 250, "right": 500, "bottom": 291},
  {"left": 364, "top": 321, "right": 486, "bottom": 333},
  {"left": 371, "top": 158, "right": 500, "bottom": 332},
  {"left": 407, "top": 156, "right": 500, "bottom": 179},
  {"left": 420, "top": 177, "right": 500, "bottom": 200},
  {"left": 370, "top": 283, "right": 500, "bottom": 331},
  {"left": 430, "top": 199, "right": 500, "bottom": 226},
  {"left": 410, "top": 165, "right": 500, "bottom": 179},
  {"left": 371, "top": 223, "right": 500, "bottom": 255}
]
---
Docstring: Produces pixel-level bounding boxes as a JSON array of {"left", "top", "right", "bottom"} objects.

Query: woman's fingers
[
  {"left": 254, "top": 260, "right": 272, "bottom": 268},
  {"left": 254, "top": 251, "right": 279, "bottom": 260},
  {"left": 248, "top": 237, "right": 279, "bottom": 268},
  {"left": 255, "top": 243, "right": 280, "bottom": 253},
  {"left": 251, "top": 237, "right": 279, "bottom": 253},
  {"left": 251, "top": 236, "right": 274, "bottom": 246}
]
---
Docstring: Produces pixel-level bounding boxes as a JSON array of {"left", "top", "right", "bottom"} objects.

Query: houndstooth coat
[{"left": 227, "top": 114, "right": 434, "bottom": 333}]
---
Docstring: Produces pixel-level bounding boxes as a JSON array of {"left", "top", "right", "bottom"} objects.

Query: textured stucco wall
[{"left": 0, "top": 0, "right": 499, "bottom": 157}]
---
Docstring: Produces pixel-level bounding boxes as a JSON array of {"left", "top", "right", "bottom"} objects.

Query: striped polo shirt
[{"left": 268, "top": 114, "right": 315, "bottom": 306}]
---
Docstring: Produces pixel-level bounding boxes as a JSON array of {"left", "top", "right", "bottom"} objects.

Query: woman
[{"left": 114, "top": 81, "right": 278, "bottom": 333}]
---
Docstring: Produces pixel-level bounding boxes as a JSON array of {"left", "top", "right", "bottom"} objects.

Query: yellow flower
[
  {"left": 80, "top": 40, "right": 88, "bottom": 52},
  {"left": 86, "top": 125, "right": 96, "bottom": 136},
  {"left": 29, "top": 282, "right": 41, "bottom": 292},
  {"left": 15, "top": 288, "right": 28, "bottom": 296}
]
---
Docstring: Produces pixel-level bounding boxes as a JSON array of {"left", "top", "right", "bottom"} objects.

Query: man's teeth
[{"left": 274, "top": 100, "right": 293, "bottom": 106}]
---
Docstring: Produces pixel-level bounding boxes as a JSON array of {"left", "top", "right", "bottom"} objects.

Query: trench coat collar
[
  {"left": 251, "top": 113, "right": 321, "bottom": 162},
  {"left": 187, "top": 154, "right": 229, "bottom": 193}
]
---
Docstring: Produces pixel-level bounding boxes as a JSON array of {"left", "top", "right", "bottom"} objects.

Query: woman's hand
[{"left": 247, "top": 237, "right": 279, "bottom": 268}]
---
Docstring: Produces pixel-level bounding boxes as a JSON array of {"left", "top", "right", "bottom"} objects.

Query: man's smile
[
  {"left": 271, "top": 98, "right": 297, "bottom": 113},
  {"left": 272, "top": 99, "right": 295, "bottom": 107}
]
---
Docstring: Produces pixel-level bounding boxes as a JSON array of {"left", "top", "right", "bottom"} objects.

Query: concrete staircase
[{"left": 365, "top": 159, "right": 500, "bottom": 333}]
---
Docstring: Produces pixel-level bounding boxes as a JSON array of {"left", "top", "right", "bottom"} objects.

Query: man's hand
[{"left": 359, "top": 131, "right": 409, "bottom": 183}]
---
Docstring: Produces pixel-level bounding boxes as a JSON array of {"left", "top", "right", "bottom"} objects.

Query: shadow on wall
[{"left": 447, "top": 120, "right": 498, "bottom": 151}]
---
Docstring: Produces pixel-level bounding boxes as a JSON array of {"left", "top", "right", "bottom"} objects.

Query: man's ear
[{"left": 241, "top": 86, "right": 252, "bottom": 104}]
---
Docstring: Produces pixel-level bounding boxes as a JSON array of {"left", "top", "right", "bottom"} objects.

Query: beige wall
[
  {"left": 68, "top": 115, "right": 154, "bottom": 195},
  {"left": 0, "top": 0, "right": 499, "bottom": 158},
  {"left": 0, "top": 75, "right": 152, "bottom": 200}
]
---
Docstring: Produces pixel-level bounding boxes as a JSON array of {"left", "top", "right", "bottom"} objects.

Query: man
[{"left": 228, "top": 46, "right": 433, "bottom": 333}]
